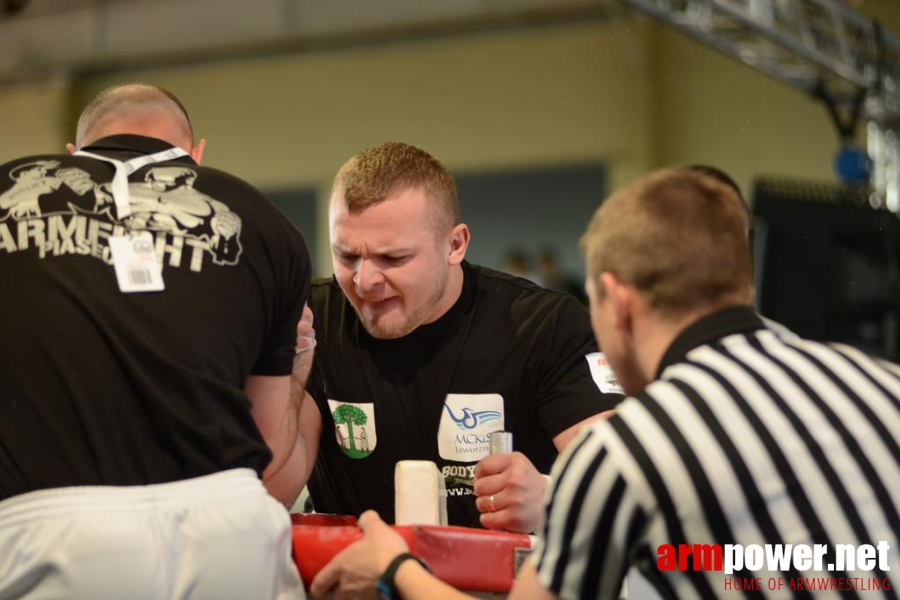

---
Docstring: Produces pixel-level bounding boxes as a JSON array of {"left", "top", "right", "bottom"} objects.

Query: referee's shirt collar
[{"left": 655, "top": 306, "right": 765, "bottom": 378}]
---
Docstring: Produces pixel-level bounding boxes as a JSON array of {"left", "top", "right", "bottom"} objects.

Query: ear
[
  {"left": 447, "top": 223, "right": 470, "bottom": 266},
  {"left": 190, "top": 138, "right": 207, "bottom": 165},
  {"left": 599, "top": 272, "right": 633, "bottom": 332},
  {"left": 65, "top": 143, "right": 77, "bottom": 155}
]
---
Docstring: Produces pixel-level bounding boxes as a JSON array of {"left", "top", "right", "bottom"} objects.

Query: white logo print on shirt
[{"left": 0, "top": 161, "right": 242, "bottom": 272}]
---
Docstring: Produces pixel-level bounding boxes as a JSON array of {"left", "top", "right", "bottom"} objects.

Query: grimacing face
[{"left": 329, "top": 186, "right": 456, "bottom": 339}]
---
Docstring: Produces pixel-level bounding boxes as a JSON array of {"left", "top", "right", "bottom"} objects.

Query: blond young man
[
  {"left": 296, "top": 142, "right": 621, "bottom": 534},
  {"left": 310, "top": 169, "right": 900, "bottom": 600}
]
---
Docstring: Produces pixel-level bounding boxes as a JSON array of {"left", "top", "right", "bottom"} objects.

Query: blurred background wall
[{"left": 1, "top": 0, "right": 898, "bottom": 282}]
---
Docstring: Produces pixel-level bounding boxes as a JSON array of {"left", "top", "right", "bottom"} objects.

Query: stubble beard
[{"left": 359, "top": 268, "right": 449, "bottom": 340}]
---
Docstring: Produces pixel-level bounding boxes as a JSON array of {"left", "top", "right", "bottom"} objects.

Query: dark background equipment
[{"left": 752, "top": 177, "right": 900, "bottom": 362}]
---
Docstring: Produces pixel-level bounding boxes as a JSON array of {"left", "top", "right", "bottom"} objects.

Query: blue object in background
[{"left": 834, "top": 145, "right": 871, "bottom": 184}]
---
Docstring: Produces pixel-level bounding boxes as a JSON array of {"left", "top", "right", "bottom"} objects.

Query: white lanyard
[{"left": 74, "top": 147, "right": 190, "bottom": 219}]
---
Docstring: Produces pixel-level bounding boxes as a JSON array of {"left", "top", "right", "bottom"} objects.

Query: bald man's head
[{"left": 74, "top": 84, "right": 195, "bottom": 151}]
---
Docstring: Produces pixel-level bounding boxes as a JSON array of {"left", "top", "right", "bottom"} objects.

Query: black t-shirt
[
  {"left": 0, "top": 135, "right": 311, "bottom": 499},
  {"left": 307, "top": 262, "right": 622, "bottom": 527}
]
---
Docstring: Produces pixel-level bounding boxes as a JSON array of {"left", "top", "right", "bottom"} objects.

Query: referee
[{"left": 534, "top": 168, "right": 899, "bottom": 599}]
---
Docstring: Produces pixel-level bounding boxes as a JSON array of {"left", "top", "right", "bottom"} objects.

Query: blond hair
[
  {"left": 580, "top": 169, "right": 752, "bottom": 316},
  {"left": 332, "top": 142, "right": 459, "bottom": 235}
]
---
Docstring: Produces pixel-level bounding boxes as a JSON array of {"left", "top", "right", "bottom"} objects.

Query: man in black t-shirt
[
  {"left": 297, "top": 142, "right": 623, "bottom": 533},
  {"left": 0, "top": 84, "right": 309, "bottom": 599}
]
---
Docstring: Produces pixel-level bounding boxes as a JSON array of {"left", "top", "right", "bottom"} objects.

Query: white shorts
[{"left": 0, "top": 469, "right": 305, "bottom": 600}]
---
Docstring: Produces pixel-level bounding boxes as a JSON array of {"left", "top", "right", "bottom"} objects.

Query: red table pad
[{"left": 292, "top": 518, "right": 533, "bottom": 592}]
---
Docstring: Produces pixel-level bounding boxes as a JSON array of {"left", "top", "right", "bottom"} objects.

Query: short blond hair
[
  {"left": 332, "top": 142, "right": 459, "bottom": 235},
  {"left": 580, "top": 169, "right": 752, "bottom": 316}
]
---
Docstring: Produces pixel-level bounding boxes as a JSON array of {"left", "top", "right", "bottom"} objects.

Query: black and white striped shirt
[{"left": 533, "top": 307, "right": 900, "bottom": 600}]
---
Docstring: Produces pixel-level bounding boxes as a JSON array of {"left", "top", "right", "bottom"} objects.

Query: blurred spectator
[
  {"left": 537, "top": 246, "right": 586, "bottom": 304},
  {"left": 501, "top": 247, "right": 544, "bottom": 286}
]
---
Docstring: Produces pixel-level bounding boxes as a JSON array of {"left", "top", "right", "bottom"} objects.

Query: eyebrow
[{"left": 331, "top": 244, "right": 414, "bottom": 257}]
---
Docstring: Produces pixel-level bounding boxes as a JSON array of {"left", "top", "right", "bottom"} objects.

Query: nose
[{"left": 353, "top": 259, "right": 384, "bottom": 293}]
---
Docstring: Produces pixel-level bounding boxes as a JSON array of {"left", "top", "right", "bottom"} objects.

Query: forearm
[
  {"left": 263, "top": 389, "right": 321, "bottom": 506},
  {"left": 261, "top": 397, "right": 307, "bottom": 507},
  {"left": 252, "top": 303, "right": 319, "bottom": 506}
]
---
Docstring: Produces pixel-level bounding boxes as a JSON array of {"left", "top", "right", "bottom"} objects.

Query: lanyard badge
[{"left": 108, "top": 231, "right": 165, "bottom": 292}]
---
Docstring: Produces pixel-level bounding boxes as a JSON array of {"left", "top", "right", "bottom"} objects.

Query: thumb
[{"left": 357, "top": 510, "right": 387, "bottom": 535}]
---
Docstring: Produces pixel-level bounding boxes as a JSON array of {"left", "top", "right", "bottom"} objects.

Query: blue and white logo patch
[{"left": 437, "top": 393, "right": 504, "bottom": 462}]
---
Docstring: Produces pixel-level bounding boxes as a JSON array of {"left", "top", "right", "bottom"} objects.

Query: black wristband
[{"left": 375, "top": 553, "right": 430, "bottom": 600}]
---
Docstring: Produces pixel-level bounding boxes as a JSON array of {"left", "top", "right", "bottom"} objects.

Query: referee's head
[{"left": 579, "top": 169, "right": 753, "bottom": 393}]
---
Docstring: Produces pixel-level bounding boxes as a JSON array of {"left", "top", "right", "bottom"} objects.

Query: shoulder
[
  {"left": 0, "top": 154, "right": 79, "bottom": 178},
  {"left": 470, "top": 262, "right": 548, "bottom": 294},
  {"left": 0, "top": 153, "right": 69, "bottom": 168},
  {"left": 467, "top": 264, "right": 593, "bottom": 356},
  {"left": 187, "top": 165, "right": 267, "bottom": 199},
  {"left": 188, "top": 165, "right": 302, "bottom": 235},
  {"left": 469, "top": 263, "right": 587, "bottom": 316}
]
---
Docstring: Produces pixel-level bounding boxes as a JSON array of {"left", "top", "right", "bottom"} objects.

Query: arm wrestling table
[{"left": 290, "top": 514, "right": 534, "bottom": 594}]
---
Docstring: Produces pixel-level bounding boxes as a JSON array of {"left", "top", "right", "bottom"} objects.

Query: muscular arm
[
  {"left": 245, "top": 384, "right": 323, "bottom": 508},
  {"left": 534, "top": 297, "right": 623, "bottom": 454},
  {"left": 294, "top": 390, "right": 323, "bottom": 492},
  {"left": 246, "top": 306, "right": 324, "bottom": 506},
  {"left": 245, "top": 374, "right": 305, "bottom": 507}
]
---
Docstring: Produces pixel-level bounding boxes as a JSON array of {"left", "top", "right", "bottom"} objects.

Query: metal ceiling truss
[{"left": 618, "top": 0, "right": 900, "bottom": 210}]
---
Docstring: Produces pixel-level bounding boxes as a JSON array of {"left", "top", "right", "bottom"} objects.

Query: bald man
[{"left": 0, "top": 84, "right": 311, "bottom": 599}]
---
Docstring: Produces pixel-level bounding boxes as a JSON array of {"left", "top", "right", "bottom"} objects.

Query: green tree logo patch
[{"left": 327, "top": 400, "right": 376, "bottom": 458}]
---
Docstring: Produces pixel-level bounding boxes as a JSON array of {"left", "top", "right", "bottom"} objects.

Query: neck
[
  {"left": 423, "top": 263, "right": 465, "bottom": 325},
  {"left": 84, "top": 123, "right": 192, "bottom": 154},
  {"left": 632, "top": 305, "right": 718, "bottom": 385}
]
